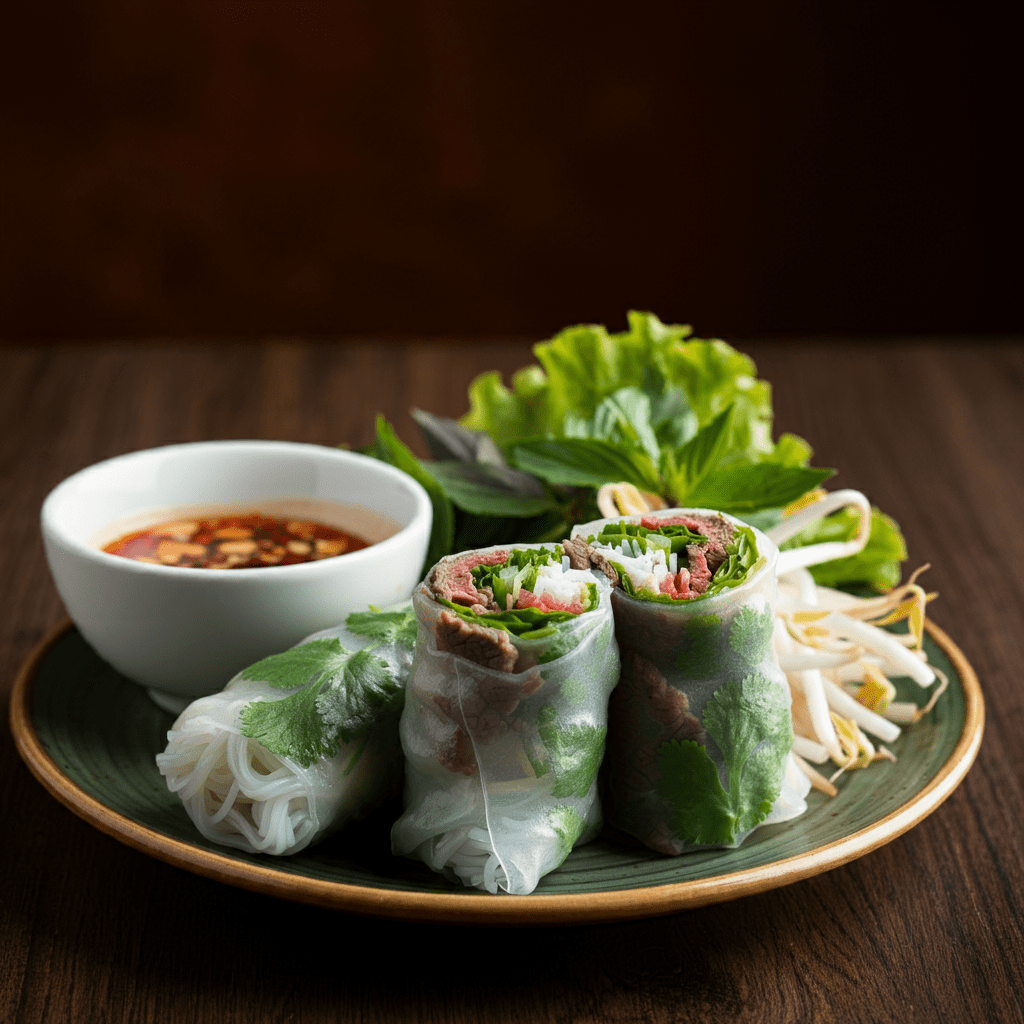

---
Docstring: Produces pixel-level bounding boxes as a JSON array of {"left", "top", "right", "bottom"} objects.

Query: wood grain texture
[{"left": 1, "top": 339, "right": 1022, "bottom": 1024}]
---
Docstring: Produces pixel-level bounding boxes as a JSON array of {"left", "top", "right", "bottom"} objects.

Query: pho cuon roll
[
  {"left": 391, "top": 544, "right": 620, "bottom": 895},
  {"left": 156, "top": 605, "right": 416, "bottom": 856},
  {"left": 569, "top": 509, "right": 810, "bottom": 856}
]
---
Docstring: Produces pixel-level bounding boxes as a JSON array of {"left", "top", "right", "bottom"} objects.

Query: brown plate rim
[{"left": 10, "top": 618, "right": 984, "bottom": 926}]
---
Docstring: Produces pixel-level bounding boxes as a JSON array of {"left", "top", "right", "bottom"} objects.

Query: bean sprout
[
  {"left": 777, "top": 564, "right": 940, "bottom": 789},
  {"left": 595, "top": 483, "right": 946, "bottom": 797}
]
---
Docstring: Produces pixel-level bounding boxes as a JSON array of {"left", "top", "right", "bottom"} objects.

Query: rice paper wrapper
[
  {"left": 391, "top": 548, "right": 620, "bottom": 895},
  {"left": 156, "top": 615, "right": 412, "bottom": 856},
  {"left": 572, "top": 511, "right": 810, "bottom": 855}
]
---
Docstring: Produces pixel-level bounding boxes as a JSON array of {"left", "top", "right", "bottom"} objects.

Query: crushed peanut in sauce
[{"left": 102, "top": 513, "right": 369, "bottom": 568}]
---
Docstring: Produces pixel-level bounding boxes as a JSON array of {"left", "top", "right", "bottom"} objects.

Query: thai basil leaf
[
  {"left": 663, "top": 404, "right": 735, "bottom": 500},
  {"left": 411, "top": 407, "right": 508, "bottom": 468},
  {"left": 372, "top": 416, "right": 453, "bottom": 574},
  {"left": 428, "top": 461, "right": 558, "bottom": 517},
  {"left": 687, "top": 464, "right": 834, "bottom": 514},
  {"left": 512, "top": 437, "right": 661, "bottom": 492}
]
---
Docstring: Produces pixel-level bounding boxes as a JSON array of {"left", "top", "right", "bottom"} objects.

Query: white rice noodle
[
  {"left": 530, "top": 563, "right": 599, "bottom": 605},
  {"left": 590, "top": 540, "right": 671, "bottom": 594},
  {"left": 429, "top": 826, "right": 509, "bottom": 894},
  {"left": 157, "top": 681, "right": 390, "bottom": 856}
]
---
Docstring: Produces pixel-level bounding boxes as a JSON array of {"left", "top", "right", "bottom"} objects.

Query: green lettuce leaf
[
  {"left": 462, "top": 312, "right": 788, "bottom": 470},
  {"left": 787, "top": 505, "right": 908, "bottom": 591}
]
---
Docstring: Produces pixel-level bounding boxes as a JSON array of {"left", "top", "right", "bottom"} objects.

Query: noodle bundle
[
  {"left": 156, "top": 607, "right": 415, "bottom": 855},
  {"left": 391, "top": 545, "right": 620, "bottom": 894}
]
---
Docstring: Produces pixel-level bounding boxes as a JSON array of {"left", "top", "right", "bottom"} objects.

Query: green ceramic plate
[{"left": 11, "top": 620, "right": 983, "bottom": 926}]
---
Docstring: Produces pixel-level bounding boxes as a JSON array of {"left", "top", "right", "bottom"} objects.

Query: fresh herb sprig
[
  {"left": 656, "top": 672, "right": 792, "bottom": 846},
  {"left": 369, "top": 312, "right": 904, "bottom": 588},
  {"left": 237, "top": 606, "right": 417, "bottom": 769}
]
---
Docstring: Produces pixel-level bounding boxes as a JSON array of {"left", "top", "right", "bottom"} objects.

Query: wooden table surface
[{"left": 2, "top": 338, "right": 1022, "bottom": 1024}]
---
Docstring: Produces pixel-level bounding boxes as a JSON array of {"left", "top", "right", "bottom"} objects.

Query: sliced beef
[
  {"left": 561, "top": 535, "right": 592, "bottom": 571},
  {"left": 432, "top": 664, "right": 545, "bottom": 768},
  {"left": 434, "top": 609, "right": 519, "bottom": 673},
  {"left": 685, "top": 546, "right": 713, "bottom": 594},
  {"left": 427, "top": 549, "right": 510, "bottom": 607},
  {"left": 469, "top": 585, "right": 499, "bottom": 615},
  {"left": 640, "top": 512, "right": 735, "bottom": 575},
  {"left": 589, "top": 548, "right": 621, "bottom": 586},
  {"left": 658, "top": 567, "right": 692, "bottom": 599},
  {"left": 436, "top": 725, "right": 477, "bottom": 776},
  {"left": 561, "top": 536, "right": 619, "bottom": 585}
]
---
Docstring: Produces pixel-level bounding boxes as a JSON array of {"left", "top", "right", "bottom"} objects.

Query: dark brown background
[{"left": 1, "top": 0, "right": 1019, "bottom": 343}]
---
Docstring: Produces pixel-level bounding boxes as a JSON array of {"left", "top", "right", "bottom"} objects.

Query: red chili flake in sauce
[{"left": 103, "top": 513, "right": 369, "bottom": 569}]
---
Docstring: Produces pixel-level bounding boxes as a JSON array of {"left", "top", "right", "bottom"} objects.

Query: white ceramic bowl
[{"left": 41, "top": 440, "right": 432, "bottom": 711}]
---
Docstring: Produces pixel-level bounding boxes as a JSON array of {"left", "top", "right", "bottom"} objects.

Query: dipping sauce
[{"left": 102, "top": 512, "right": 370, "bottom": 569}]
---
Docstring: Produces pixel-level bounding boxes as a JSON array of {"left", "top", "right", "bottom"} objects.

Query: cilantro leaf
[
  {"left": 656, "top": 739, "right": 737, "bottom": 844},
  {"left": 240, "top": 680, "right": 339, "bottom": 767},
  {"left": 549, "top": 805, "right": 588, "bottom": 861},
  {"left": 656, "top": 673, "right": 791, "bottom": 846},
  {"left": 535, "top": 704, "right": 607, "bottom": 798},
  {"left": 345, "top": 607, "right": 418, "bottom": 648},
  {"left": 728, "top": 604, "right": 774, "bottom": 666},
  {"left": 237, "top": 617, "right": 411, "bottom": 768},
  {"left": 674, "top": 614, "right": 722, "bottom": 679},
  {"left": 559, "top": 676, "right": 587, "bottom": 707},
  {"left": 240, "top": 638, "right": 349, "bottom": 691},
  {"left": 703, "top": 674, "right": 792, "bottom": 835},
  {"left": 316, "top": 648, "right": 403, "bottom": 745}
]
